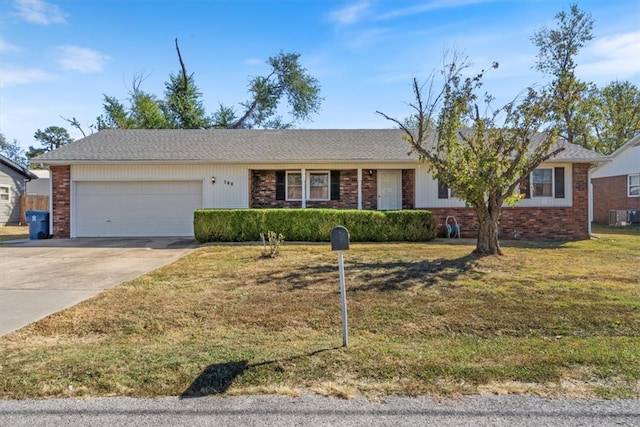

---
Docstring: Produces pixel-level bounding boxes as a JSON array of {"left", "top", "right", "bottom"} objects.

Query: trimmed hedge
[{"left": 194, "top": 209, "right": 436, "bottom": 243}]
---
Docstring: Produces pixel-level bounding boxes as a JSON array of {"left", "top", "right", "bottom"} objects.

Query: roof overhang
[{"left": 0, "top": 155, "right": 38, "bottom": 179}]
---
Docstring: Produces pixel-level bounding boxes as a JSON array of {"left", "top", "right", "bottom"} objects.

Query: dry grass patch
[
  {"left": 0, "top": 225, "right": 28, "bottom": 242},
  {"left": 1, "top": 226, "right": 639, "bottom": 399}
]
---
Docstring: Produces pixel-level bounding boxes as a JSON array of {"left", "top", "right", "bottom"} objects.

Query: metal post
[{"left": 338, "top": 251, "right": 348, "bottom": 347}]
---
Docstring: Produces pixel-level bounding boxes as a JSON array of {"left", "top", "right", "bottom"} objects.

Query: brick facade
[
  {"left": 592, "top": 175, "right": 640, "bottom": 224},
  {"left": 249, "top": 169, "right": 416, "bottom": 211},
  {"left": 361, "top": 170, "right": 377, "bottom": 209},
  {"left": 50, "top": 165, "right": 71, "bottom": 238},
  {"left": 429, "top": 163, "right": 592, "bottom": 240},
  {"left": 50, "top": 163, "right": 593, "bottom": 241},
  {"left": 402, "top": 169, "right": 415, "bottom": 209}
]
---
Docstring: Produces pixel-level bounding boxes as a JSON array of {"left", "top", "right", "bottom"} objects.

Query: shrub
[
  {"left": 194, "top": 209, "right": 436, "bottom": 243},
  {"left": 260, "top": 231, "right": 285, "bottom": 258}
]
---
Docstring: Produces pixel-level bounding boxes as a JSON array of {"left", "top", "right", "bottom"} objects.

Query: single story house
[
  {"left": 34, "top": 129, "right": 608, "bottom": 240},
  {"left": 591, "top": 134, "right": 640, "bottom": 225},
  {"left": 0, "top": 154, "right": 38, "bottom": 225}
]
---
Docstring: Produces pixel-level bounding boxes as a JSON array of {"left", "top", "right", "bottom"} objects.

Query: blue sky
[{"left": 1, "top": 0, "right": 639, "bottom": 150}]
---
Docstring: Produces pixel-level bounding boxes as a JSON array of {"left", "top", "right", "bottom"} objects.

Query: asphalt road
[{"left": 0, "top": 394, "right": 638, "bottom": 426}]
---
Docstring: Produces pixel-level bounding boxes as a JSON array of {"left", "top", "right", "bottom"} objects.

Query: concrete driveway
[{"left": 0, "top": 237, "right": 198, "bottom": 337}]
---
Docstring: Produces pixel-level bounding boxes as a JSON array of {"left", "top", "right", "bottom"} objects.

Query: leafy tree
[
  {"left": 587, "top": 80, "right": 640, "bottom": 154},
  {"left": 0, "top": 132, "right": 27, "bottom": 167},
  {"left": 26, "top": 126, "right": 73, "bottom": 159},
  {"left": 212, "top": 104, "right": 239, "bottom": 129},
  {"left": 97, "top": 41, "right": 322, "bottom": 131},
  {"left": 227, "top": 52, "right": 322, "bottom": 129},
  {"left": 532, "top": 3, "right": 594, "bottom": 147},
  {"left": 96, "top": 76, "right": 170, "bottom": 130},
  {"left": 164, "top": 39, "right": 211, "bottom": 129},
  {"left": 377, "top": 54, "right": 562, "bottom": 256}
]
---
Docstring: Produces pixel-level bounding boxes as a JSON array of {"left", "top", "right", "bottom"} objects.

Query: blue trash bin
[{"left": 25, "top": 210, "right": 49, "bottom": 240}]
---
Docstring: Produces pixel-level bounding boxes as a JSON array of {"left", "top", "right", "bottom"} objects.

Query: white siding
[
  {"left": 71, "top": 164, "right": 249, "bottom": 209},
  {"left": 592, "top": 145, "right": 640, "bottom": 178},
  {"left": 415, "top": 162, "right": 574, "bottom": 208}
]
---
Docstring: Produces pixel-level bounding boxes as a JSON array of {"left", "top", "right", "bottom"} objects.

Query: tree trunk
[{"left": 474, "top": 201, "right": 503, "bottom": 256}]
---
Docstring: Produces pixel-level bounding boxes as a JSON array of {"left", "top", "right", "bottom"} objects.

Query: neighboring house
[
  {"left": 25, "top": 169, "right": 50, "bottom": 196},
  {"left": 34, "top": 129, "right": 608, "bottom": 240},
  {"left": 591, "top": 134, "right": 640, "bottom": 225},
  {"left": 0, "top": 154, "right": 38, "bottom": 225}
]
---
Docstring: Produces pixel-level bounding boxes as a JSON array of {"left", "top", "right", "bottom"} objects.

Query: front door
[{"left": 377, "top": 170, "right": 402, "bottom": 210}]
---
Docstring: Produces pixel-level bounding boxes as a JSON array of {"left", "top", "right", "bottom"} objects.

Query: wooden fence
[{"left": 20, "top": 195, "right": 49, "bottom": 225}]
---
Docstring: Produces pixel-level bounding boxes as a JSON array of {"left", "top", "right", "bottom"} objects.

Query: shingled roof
[
  {"left": 0, "top": 154, "right": 38, "bottom": 179},
  {"left": 34, "top": 128, "right": 608, "bottom": 164}
]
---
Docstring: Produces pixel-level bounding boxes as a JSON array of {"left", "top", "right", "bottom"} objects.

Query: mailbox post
[{"left": 331, "top": 226, "right": 350, "bottom": 347}]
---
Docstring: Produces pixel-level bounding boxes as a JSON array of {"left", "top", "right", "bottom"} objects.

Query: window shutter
[
  {"left": 330, "top": 170, "right": 340, "bottom": 200},
  {"left": 275, "top": 171, "right": 285, "bottom": 200},
  {"left": 521, "top": 175, "right": 531, "bottom": 199},
  {"left": 554, "top": 167, "right": 565, "bottom": 199},
  {"left": 437, "top": 180, "right": 449, "bottom": 199}
]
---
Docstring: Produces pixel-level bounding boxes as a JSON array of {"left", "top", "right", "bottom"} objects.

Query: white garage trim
[{"left": 73, "top": 181, "right": 203, "bottom": 237}]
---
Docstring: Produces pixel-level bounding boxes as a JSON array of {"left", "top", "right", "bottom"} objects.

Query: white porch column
[
  {"left": 301, "top": 168, "right": 306, "bottom": 208},
  {"left": 357, "top": 168, "right": 363, "bottom": 210}
]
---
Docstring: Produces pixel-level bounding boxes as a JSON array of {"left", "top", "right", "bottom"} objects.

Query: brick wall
[
  {"left": 50, "top": 165, "right": 70, "bottom": 238},
  {"left": 402, "top": 169, "right": 415, "bottom": 209},
  {"left": 430, "top": 163, "right": 592, "bottom": 240},
  {"left": 250, "top": 169, "right": 421, "bottom": 211},
  {"left": 247, "top": 164, "right": 592, "bottom": 241},
  {"left": 250, "top": 170, "right": 360, "bottom": 208},
  {"left": 361, "top": 170, "right": 377, "bottom": 209},
  {"left": 592, "top": 175, "right": 640, "bottom": 224},
  {"left": 308, "top": 169, "right": 358, "bottom": 209}
]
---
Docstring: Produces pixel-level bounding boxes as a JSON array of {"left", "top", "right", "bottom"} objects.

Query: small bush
[
  {"left": 260, "top": 231, "right": 284, "bottom": 258},
  {"left": 194, "top": 209, "right": 436, "bottom": 243}
]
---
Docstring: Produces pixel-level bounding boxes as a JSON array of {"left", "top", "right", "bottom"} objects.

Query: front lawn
[{"left": 1, "top": 227, "right": 638, "bottom": 399}]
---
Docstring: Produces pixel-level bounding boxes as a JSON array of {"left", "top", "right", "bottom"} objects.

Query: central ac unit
[{"left": 609, "top": 210, "right": 628, "bottom": 226}]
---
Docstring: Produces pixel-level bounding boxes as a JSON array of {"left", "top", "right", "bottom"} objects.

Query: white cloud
[
  {"left": 376, "top": 0, "right": 495, "bottom": 21},
  {"left": 13, "top": 0, "right": 66, "bottom": 25},
  {"left": 579, "top": 30, "right": 640, "bottom": 78},
  {"left": 0, "top": 38, "right": 20, "bottom": 53},
  {"left": 329, "top": 1, "right": 370, "bottom": 25},
  {"left": 0, "top": 67, "right": 54, "bottom": 88},
  {"left": 55, "top": 45, "right": 110, "bottom": 73}
]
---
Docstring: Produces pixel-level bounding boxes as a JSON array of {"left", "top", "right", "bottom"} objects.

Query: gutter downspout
[{"left": 48, "top": 168, "right": 53, "bottom": 237}]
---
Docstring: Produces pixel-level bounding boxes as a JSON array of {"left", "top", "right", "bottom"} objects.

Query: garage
[{"left": 74, "top": 181, "right": 203, "bottom": 237}]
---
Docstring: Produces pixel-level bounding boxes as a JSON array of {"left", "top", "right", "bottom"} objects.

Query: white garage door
[{"left": 74, "top": 181, "right": 203, "bottom": 237}]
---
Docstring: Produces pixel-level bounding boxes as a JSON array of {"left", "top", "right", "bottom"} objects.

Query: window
[
  {"left": 629, "top": 174, "right": 640, "bottom": 197},
  {"left": 437, "top": 179, "right": 458, "bottom": 199},
  {"left": 522, "top": 167, "right": 565, "bottom": 199},
  {"left": 528, "top": 167, "right": 565, "bottom": 199},
  {"left": 531, "top": 169, "right": 553, "bottom": 197},
  {"left": 309, "top": 172, "right": 329, "bottom": 200},
  {"left": 0, "top": 186, "right": 9, "bottom": 202},
  {"left": 275, "top": 170, "right": 340, "bottom": 201},
  {"left": 286, "top": 172, "right": 302, "bottom": 200}
]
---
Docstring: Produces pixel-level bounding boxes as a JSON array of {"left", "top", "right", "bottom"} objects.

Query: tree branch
[{"left": 175, "top": 38, "right": 189, "bottom": 93}]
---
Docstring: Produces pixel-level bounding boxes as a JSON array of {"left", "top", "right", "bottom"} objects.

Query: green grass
[{"left": 0, "top": 225, "right": 638, "bottom": 400}]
